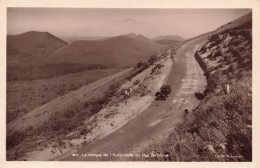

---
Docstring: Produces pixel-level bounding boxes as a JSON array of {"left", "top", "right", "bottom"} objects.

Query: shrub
[
  {"left": 57, "top": 88, "right": 65, "bottom": 95},
  {"left": 238, "top": 46, "right": 246, "bottom": 53},
  {"left": 148, "top": 55, "right": 158, "bottom": 65},
  {"left": 208, "top": 42, "right": 216, "bottom": 48},
  {"left": 84, "top": 102, "right": 89, "bottom": 108},
  {"left": 6, "top": 131, "right": 27, "bottom": 150},
  {"left": 227, "top": 64, "right": 235, "bottom": 73},
  {"left": 213, "top": 49, "right": 222, "bottom": 58},
  {"left": 229, "top": 30, "right": 238, "bottom": 36},
  {"left": 199, "top": 45, "right": 207, "bottom": 53},
  {"left": 230, "top": 37, "right": 241, "bottom": 46},
  {"left": 137, "top": 62, "right": 150, "bottom": 74},
  {"left": 80, "top": 128, "right": 90, "bottom": 135},
  {"left": 63, "top": 109, "right": 75, "bottom": 119},
  {"left": 97, "top": 97, "right": 108, "bottom": 106},
  {"left": 209, "top": 34, "right": 218, "bottom": 42},
  {"left": 150, "top": 67, "right": 157, "bottom": 74},
  {"left": 239, "top": 29, "right": 252, "bottom": 41},
  {"left": 134, "top": 79, "right": 140, "bottom": 85},
  {"left": 207, "top": 53, "right": 213, "bottom": 59},
  {"left": 231, "top": 48, "right": 241, "bottom": 58},
  {"left": 136, "top": 62, "right": 144, "bottom": 68},
  {"left": 90, "top": 102, "right": 102, "bottom": 114}
]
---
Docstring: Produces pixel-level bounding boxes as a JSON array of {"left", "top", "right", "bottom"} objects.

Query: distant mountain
[
  {"left": 153, "top": 35, "right": 185, "bottom": 41},
  {"left": 7, "top": 31, "right": 67, "bottom": 67},
  {"left": 64, "top": 33, "right": 152, "bottom": 43},
  {"left": 123, "top": 33, "right": 138, "bottom": 38},
  {"left": 122, "top": 33, "right": 152, "bottom": 42},
  {"left": 152, "top": 35, "right": 185, "bottom": 45},
  {"left": 136, "top": 34, "right": 152, "bottom": 42},
  {"left": 48, "top": 34, "right": 162, "bottom": 67},
  {"left": 63, "top": 36, "right": 109, "bottom": 43},
  {"left": 7, "top": 31, "right": 165, "bottom": 69}
]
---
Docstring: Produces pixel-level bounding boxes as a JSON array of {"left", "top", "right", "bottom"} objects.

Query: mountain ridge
[
  {"left": 7, "top": 31, "right": 67, "bottom": 67},
  {"left": 48, "top": 34, "right": 162, "bottom": 67},
  {"left": 153, "top": 35, "right": 185, "bottom": 41}
]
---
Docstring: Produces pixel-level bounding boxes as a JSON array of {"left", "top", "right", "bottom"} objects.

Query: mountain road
[{"left": 63, "top": 36, "right": 207, "bottom": 161}]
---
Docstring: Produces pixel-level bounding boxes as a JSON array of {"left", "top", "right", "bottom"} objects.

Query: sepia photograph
[{"left": 1, "top": 1, "right": 258, "bottom": 165}]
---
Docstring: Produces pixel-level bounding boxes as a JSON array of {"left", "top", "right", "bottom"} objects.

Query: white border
[{"left": 0, "top": 0, "right": 259, "bottom": 168}]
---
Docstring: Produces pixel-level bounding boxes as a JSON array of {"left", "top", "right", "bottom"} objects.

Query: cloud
[{"left": 115, "top": 18, "right": 146, "bottom": 24}]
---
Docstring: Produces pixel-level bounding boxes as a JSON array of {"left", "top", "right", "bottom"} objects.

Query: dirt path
[{"left": 63, "top": 37, "right": 207, "bottom": 161}]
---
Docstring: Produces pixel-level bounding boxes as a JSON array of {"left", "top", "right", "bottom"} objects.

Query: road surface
[{"left": 63, "top": 36, "right": 207, "bottom": 161}]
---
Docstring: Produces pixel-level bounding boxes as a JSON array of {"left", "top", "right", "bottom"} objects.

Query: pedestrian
[
  {"left": 124, "top": 89, "right": 128, "bottom": 104},
  {"left": 226, "top": 84, "right": 230, "bottom": 95},
  {"left": 128, "top": 87, "right": 133, "bottom": 97},
  {"left": 223, "top": 83, "right": 231, "bottom": 95}
]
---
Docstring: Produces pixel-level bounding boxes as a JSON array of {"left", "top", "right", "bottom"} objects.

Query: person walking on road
[
  {"left": 128, "top": 88, "right": 133, "bottom": 97},
  {"left": 124, "top": 89, "right": 128, "bottom": 104}
]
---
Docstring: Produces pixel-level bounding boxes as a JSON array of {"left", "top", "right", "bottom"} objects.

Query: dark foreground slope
[{"left": 141, "top": 12, "right": 252, "bottom": 161}]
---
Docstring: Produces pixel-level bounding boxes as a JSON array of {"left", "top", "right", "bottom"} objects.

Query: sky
[{"left": 7, "top": 8, "right": 251, "bottom": 39}]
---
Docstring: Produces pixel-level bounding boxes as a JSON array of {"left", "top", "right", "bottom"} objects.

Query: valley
[{"left": 6, "top": 10, "right": 252, "bottom": 162}]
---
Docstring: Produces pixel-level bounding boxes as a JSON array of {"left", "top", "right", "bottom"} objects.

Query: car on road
[{"left": 155, "top": 85, "right": 172, "bottom": 100}]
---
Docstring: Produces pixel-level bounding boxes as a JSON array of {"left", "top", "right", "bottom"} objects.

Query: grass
[
  {"left": 6, "top": 77, "right": 124, "bottom": 160},
  {"left": 6, "top": 68, "right": 122, "bottom": 123},
  {"left": 7, "top": 58, "right": 150, "bottom": 160},
  {"left": 7, "top": 63, "right": 108, "bottom": 82},
  {"left": 6, "top": 49, "right": 168, "bottom": 160}
]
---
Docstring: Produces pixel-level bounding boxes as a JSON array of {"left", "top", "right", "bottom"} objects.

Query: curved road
[{"left": 63, "top": 37, "right": 207, "bottom": 161}]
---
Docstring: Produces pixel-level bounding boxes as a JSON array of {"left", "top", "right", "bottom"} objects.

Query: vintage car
[{"left": 155, "top": 85, "right": 172, "bottom": 100}]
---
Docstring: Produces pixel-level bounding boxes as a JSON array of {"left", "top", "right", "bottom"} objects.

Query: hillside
[
  {"left": 183, "top": 12, "right": 252, "bottom": 44},
  {"left": 6, "top": 51, "right": 174, "bottom": 161},
  {"left": 215, "top": 12, "right": 252, "bottom": 34},
  {"left": 7, "top": 31, "right": 123, "bottom": 82},
  {"left": 63, "top": 36, "right": 109, "bottom": 43},
  {"left": 7, "top": 31, "right": 67, "bottom": 67},
  {"left": 153, "top": 35, "right": 185, "bottom": 45},
  {"left": 141, "top": 12, "right": 252, "bottom": 161},
  {"left": 48, "top": 34, "right": 162, "bottom": 67}
]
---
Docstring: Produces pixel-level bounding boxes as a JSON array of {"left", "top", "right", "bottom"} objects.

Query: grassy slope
[
  {"left": 7, "top": 68, "right": 128, "bottom": 160},
  {"left": 48, "top": 35, "right": 162, "bottom": 67},
  {"left": 7, "top": 32, "right": 112, "bottom": 83},
  {"left": 152, "top": 35, "right": 184, "bottom": 45},
  {"left": 7, "top": 63, "right": 108, "bottom": 82},
  {"left": 7, "top": 31, "right": 67, "bottom": 67},
  {"left": 7, "top": 68, "right": 122, "bottom": 123},
  {"left": 6, "top": 53, "right": 163, "bottom": 160},
  {"left": 141, "top": 15, "right": 252, "bottom": 161}
]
